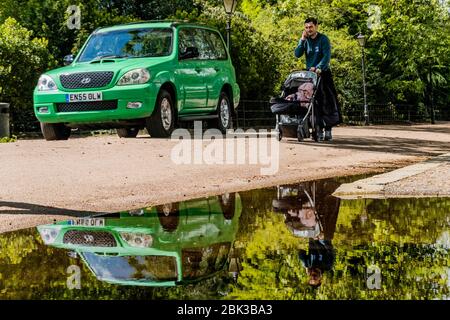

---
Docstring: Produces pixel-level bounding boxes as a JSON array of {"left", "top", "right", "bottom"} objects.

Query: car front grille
[
  {"left": 63, "top": 230, "right": 117, "bottom": 247},
  {"left": 56, "top": 100, "right": 118, "bottom": 113},
  {"left": 60, "top": 72, "right": 114, "bottom": 89}
]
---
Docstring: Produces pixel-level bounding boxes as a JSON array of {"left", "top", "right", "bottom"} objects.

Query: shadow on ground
[
  {"left": 346, "top": 123, "right": 450, "bottom": 135},
  {"left": 285, "top": 135, "right": 450, "bottom": 157},
  {"left": 0, "top": 201, "right": 103, "bottom": 217}
]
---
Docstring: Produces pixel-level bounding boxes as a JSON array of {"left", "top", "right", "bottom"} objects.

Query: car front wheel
[
  {"left": 40, "top": 123, "right": 71, "bottom": 141},
  {"left": 146, "top": 89, "right": 175, "bottom": 138},
  {"left": 117, "top": 127, "right": 139, "bottom": 138}
]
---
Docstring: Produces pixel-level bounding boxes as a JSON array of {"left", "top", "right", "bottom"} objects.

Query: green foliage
[
  {"left": 0, "top": 17, "right": 54, "bottom": 132},
  {"left": 100, "top": 0, "right": 200, "bottom": 20},
  {"left": 0, "top": 135, "right": 17, "bottom": 143},
  {"left": 0, "top": 0, "right": 135, "bottom": 61},
  {"left": 365, "top": 0, "right": 450, "bottom": 105}
]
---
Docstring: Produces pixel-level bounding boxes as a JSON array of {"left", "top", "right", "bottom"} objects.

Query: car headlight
[
  {"left": 117, "top": 68, "right": 150, "bottom": 85},
  {"left": 120, "top": 232, "right": 153, "bottom": 248},
  {"left": 37, "top": 75, "right": 57, "bottom": 91},
  {"left": 38, "top": 227, "right": 60, "bottom": 244}
]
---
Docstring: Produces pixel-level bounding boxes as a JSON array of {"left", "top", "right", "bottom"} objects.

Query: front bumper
[{"left": 33, "top": 83, "right": 158, "bottom": 124}]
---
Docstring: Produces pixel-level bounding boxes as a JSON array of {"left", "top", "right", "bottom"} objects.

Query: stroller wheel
[{"left": 278, "top": 129, "right": 283, "bottom": 141}]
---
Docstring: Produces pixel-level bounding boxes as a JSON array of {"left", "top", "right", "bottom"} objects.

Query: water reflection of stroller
[
  {"left": 272, "top": 182, "right": 322, "bottom": 238},
  {"left": 270, "top": 71, "right": 321, "bottom": 142}
]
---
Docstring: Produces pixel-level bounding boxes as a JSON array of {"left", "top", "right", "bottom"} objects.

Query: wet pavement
[{"left": 1, "top": 175, "right": 449, "bottom": 300}]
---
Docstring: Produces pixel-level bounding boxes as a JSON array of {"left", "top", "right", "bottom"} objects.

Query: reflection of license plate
[
  {"left": 65, "top": 92, "right": 102, "bottom": 102},
  {"left": 68, "top": 218, "right": 105, "bottom": 227}
]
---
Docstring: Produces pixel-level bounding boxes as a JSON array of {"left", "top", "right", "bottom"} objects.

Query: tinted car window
[
  {"left": 178, "top": 28, "right": 226, "bottom": 60},
  {"left": 178, "top": 28, "right": 196, "bottom": 59},
  {"left": 193, "top": 29, "right": 215, "bottom": 60},
  {"left": 205, "top": 30, "right": 227, "bottom": 60}
]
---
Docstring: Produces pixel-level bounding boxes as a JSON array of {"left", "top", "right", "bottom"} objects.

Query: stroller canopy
[
  {"left": 282, "top": 70, "right": 318, "bottom": 93},
  {"left": 270, "top": 70, "right": 318, "bottom": 115}
]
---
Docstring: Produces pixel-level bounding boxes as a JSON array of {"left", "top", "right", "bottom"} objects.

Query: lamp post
[
  {"left": 223, "top": 0, "right": 237, "bottom": 49},
  {"left": 356, "top": 33, "right": 369, "bottom": 125}
]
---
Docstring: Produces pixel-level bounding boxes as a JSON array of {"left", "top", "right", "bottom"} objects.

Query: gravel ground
[
  {"left": 384, "top": 162, "right": 450, "bottom": 196},
  {"left": 1, "top": 122, "right": 450, "bottom": 233}
]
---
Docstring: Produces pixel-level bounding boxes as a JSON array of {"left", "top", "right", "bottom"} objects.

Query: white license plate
[
  {"left": 68, "top": 218, "right": 105, "bottom": 227},
  {"left": 65, "top": 92, "right": 102, "bottom": 102}
]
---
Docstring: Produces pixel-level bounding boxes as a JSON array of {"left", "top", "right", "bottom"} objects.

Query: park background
[{"left": 0, "top": 0, "right": 449, "bottom": 133}]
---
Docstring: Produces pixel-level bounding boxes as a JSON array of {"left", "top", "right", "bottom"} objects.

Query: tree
[
  {"left": 238, "top": 0, "right": 450, "bottom": 120},
  {"left": 0, "top": 18, "right": 54, "bottom": 132},
  {"left": 171, "top": 3, "right": 282, "bottom": 100}
]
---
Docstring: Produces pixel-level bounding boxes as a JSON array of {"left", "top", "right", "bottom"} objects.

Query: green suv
[{"left": 33, "top": 21, "right": 240, "bottom": 140}]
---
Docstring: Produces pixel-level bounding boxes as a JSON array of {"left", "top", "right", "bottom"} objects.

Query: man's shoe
[
  {"left": 325, "top": 130, "right": 332, "bottom": 141},
  {"left": 317, "top": 130, "right": 325, "bottom": 141}
]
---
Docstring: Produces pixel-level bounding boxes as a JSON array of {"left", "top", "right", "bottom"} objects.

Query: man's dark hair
[{"left": 305, "top": 17, "right": 318, "bottom": 25}]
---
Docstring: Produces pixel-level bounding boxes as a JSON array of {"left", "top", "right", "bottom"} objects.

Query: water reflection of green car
[{"left": 37, "top": 193, "right": 241, "bottom": 287}]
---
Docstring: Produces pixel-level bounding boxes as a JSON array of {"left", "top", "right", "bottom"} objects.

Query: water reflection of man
[
  {"left": 299, "top": 238, "right": 335, "bottom": 287},
  {"left": 273, "top": 180, "right": 340, "bottom": 288}
]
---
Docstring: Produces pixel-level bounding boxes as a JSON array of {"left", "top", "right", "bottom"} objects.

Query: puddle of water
[{"left": 1, "top": 177, "right": 450, "bottom": 300}]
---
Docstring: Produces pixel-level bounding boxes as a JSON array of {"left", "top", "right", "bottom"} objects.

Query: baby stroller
[{"left": 270, "top": 71, "right": 321, "bottom": 142}]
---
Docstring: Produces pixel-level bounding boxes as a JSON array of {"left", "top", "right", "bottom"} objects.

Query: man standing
[{"left": 295, "top": 17, "right": 341, "bottom": 141}]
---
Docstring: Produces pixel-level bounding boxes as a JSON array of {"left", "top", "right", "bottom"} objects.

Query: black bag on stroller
[{"left": 270, "top": 71, "right": 321, "bottom": 142}]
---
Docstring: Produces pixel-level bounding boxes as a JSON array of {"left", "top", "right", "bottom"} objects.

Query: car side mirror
[
  {"left": 180, "top": 47, "right": 199, "bottom": 60},
  {"left": 63, "top": 54, "right": 74, "bottom": 66}
]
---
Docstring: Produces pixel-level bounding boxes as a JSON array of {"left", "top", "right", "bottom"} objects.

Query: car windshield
[
  {"left": 83, "top": 252, "right": 178, "bottom": 282},
  {"left": 77, "top": 28, "right": 173, "bottom": 62},
  {"left": 182, "top": 243, "right": 230, "bottom": 280}
]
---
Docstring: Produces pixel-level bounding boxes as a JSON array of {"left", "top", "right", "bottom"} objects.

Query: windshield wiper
[
  {"left": 139, "top": 53, "right": 166, "bottom": 58},
  {"left": 90, "top": 54, "right": 128, "bottom": 62}
]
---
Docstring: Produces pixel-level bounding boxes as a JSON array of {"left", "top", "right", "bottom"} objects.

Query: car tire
[
  {"left": 40, "top": 122, "right": 71, "bottom": 141},
  {"left": 157, "top": 203, "right": 179, "bottom": 232},
  {"left": 215, "top": 92, "right": 233, "bottom": 134},
  {"left": 146, "top": 89, "right": 175, "bottom": 138},
  {"left": 219, "top": 193, "right": 236, "bottom": 220},
  {"left": 117, "top": 127, "right": 139, "bottom": 138}
]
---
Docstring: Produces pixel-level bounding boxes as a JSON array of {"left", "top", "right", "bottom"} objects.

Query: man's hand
[
  {"left": 301, "top": 30, "right": 307, "bottom": 40},
  {"left": 309, "top": 67, "right": 321, "bottom": 74}
]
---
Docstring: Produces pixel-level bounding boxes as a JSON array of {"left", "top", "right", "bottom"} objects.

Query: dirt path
[{"left": 1, "top": 122, "right": 450, "bottom": 233}]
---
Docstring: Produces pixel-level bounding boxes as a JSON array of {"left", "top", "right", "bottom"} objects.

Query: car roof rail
[{"left": 94, "top": 19, "right": 209, "bottom": 32}]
